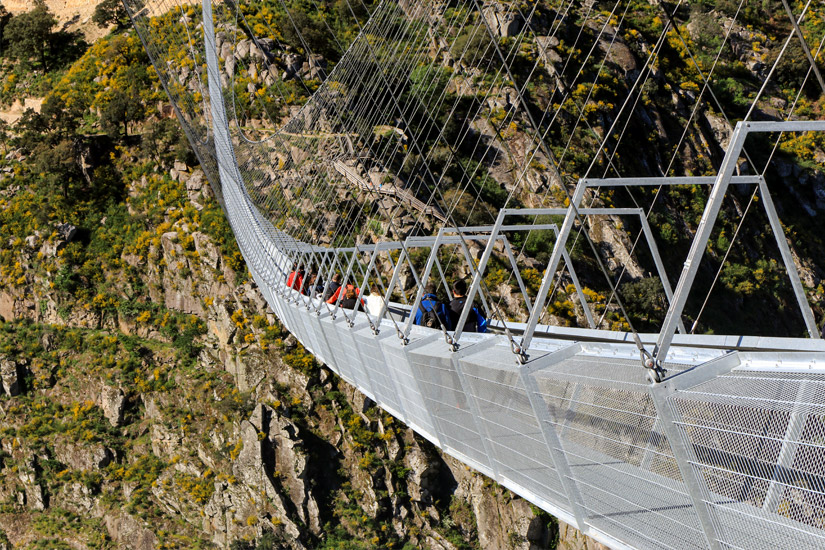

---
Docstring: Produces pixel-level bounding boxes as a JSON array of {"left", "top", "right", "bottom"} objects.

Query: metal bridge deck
[{"left": 267, "top": 292, "right": 825, "bottom": 550}]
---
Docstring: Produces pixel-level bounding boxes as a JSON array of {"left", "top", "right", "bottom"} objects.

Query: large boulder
[
  {"left": 483, "top": 3, "right": 523, "bottom": 37},
  {"left": 0, "top": 358, "right": 25, "bottom": 396},
  {"left": 100, "top": 385, "right": 126, "bottom": 427}
]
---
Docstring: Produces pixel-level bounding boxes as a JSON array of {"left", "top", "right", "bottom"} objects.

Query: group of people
[
  {"left": 413, "top": 279, "right": 487, "bottom": 333},
  {"left": 286, "top": 264, "right": 382, "bottom": 314},
  {"left": 286, "top": 264, "right": 487, "bottom": 333}
]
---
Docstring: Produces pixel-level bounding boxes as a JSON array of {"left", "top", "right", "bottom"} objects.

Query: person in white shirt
[{"left": 365, "top": 285, "right": 384, "bottom": 319}]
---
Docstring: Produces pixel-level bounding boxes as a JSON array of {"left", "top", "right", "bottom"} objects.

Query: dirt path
[
  {"left": 0, "top": 98, "right": 43, "bottom": 125},
  {"left": 3, "top": 0, "right": 108, "bottom": 43}
]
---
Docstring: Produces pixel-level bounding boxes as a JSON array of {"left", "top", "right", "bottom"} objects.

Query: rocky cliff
[
  {"left": 0, "top": 0, "right": 823, "bottom": 547},
  {"left": 0, "top": 159, "right": 603, "bottom": 549}
]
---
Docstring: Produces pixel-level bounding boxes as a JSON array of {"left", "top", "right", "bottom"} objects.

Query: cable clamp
[
  {"left": 511, "top": 341, "right": 528, "bottom": 364},
  {"left": 641, "top": 349, "right": 666, "bottom": 383}
]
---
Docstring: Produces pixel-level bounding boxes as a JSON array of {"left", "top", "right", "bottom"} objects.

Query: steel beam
[
  {"left": 520, "top": 346, "right": 589, "bottom": 533},
  {"left": 763, "top": 379, "right": 813, "bottom": 512},
  {"left": 654, "top": 123, "right": 749, "bottom": 364},
  {"left": 758, "top": 177, "right": 819, "bottom": 338}
]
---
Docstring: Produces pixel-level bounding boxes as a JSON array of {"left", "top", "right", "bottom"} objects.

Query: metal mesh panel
[
  {"left": 539, "top": 354, "right": 683, "bottom": 477},
  {"left": 287, "top": 300, "right": 310, "bottom": 346},
  {"left": 297, "top": 305, "right": 324, "bottom": 359},
  {"left": 671, "top": 370, "right": 825, "bottom": 550},
  {"left": 279, "top": 295, "right": 301, "bottom": 341},
  {"left": 409, "top": 341, "right": 493, "bottom": 474},
  {"left": 532, "top": 354, "right": 706, "bottom": 550},
  {"left": 306, "top": 312, "right": 335, "bottom": 368},
  {"left": 351, "top": 325, "right": 405, "bottom": 420},
  {"left": 318, "top": 315, "right": 351, "bottom": 383},
  {"left": 334, "top": 320, "right": 376, "bottom": 399},
  {"left": 379, "top": 335, "right": 441, "bottom": 445},
  {"left": 461, "top": 345, "right": 568, "bottom": 505}
]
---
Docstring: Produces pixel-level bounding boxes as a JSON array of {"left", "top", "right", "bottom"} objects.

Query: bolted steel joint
[{"left": 640, "top": 349, "right": 666, "bottom": 383}]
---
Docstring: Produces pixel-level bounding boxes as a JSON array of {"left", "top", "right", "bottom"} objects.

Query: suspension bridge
[{"left": 125, "top": 0, "right": 825, "bottom": 548}]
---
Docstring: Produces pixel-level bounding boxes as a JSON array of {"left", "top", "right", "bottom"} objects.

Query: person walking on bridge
[
  {"left": 287, "top": 264, "right": 304, "bottom": 293},
  {"left": 364, "top": 285, "right": 384, "bottom": 319},
  {"left": 448, "top": 279, "right": 487, "bottom": 333},
  {"left": 340, "top": 286, "right": 363, "bottom": 311},
  {"left": 414, "top": 283, "right": 448, "bottom": 329},
  {"left": 326, "top": 279, "right": 360, "bottom": 304},
  {"left": 323, "top": 273, "right": 342, "bottom": 302}
]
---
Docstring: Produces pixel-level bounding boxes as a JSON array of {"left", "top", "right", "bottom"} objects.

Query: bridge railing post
[
  {"left": 518, "top": 347, "right": 589, "bottom": 533},
  {"left": 757, "top": 177, "right": 819, "bottom": 338},
  {"left": 452, "top": 212, "right": 505, "bottom": 345},
  {"left": 403, "top": 229, "right": 446, "bottom": 338},
  {"left": 518, "top": 182, "right": 589, "bottom": 357},
  {"left": 378, "top": 248, "right": 408, "bottom": 327},
  {"left": 646, "top": 352, "right": 742, "bottom": 550}
]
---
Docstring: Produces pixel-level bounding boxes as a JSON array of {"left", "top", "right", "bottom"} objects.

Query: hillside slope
[{"left": 0, "top": 0, "right": 823, "bottom": 548}]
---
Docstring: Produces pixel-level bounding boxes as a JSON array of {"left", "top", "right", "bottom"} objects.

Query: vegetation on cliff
[
  {"left": 0, "top": 0, "right": 823, "bottom": 547},
  {"left": 0, "top": 3, "right": 561, "bottom": 549}
]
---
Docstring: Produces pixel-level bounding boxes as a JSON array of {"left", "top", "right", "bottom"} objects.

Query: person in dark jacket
[
  {"left": 323, "top": 273, "right": 342, "bottom": 302},
  {"left": 327, "top": 281, "right": 360, "bottom": 304},
  {"left": 306, "top": 270, "right": 324, "bottom": 295},
  {"left": 448, "top": 279, "right": 487, "bottom": 333},
  {"left": 414, "top": 283, "right": 448, "bottom": 329}
]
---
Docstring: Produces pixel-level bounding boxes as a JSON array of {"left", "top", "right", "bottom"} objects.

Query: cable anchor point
[
  {"left": 641, "top": 349, "right": 666, "bottom": 383},
  {"left": 511, "top": 342, "right": 528, "bottom": 365}
]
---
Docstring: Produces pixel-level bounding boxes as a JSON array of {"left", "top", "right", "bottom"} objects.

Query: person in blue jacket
[{"left": 414, "top": 283, "right": 448, "bottom": 329}]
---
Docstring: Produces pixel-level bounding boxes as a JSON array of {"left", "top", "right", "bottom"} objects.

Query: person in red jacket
[
  {"left": 339, "top": 286, "right": 363, "bottom": 311},
  {"left": 326, "top": 282, "right": 359, "bottom": 304},
  {"left": 286, "top": 264, "right": 304, "bottom": 293}
]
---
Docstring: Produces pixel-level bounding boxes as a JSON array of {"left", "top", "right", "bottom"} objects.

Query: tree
[
  {"left": 450, "top": 25, "right": 500, "bottom": 69},
  {"left": 92, "top": 0, "right": 130, "bottom": 30},
  {"left": 0, "top": 120, "right": 8, "bottom": 153},
  {"left": 141, "top": 118, "right": 197, "bottom": 168},
  {"left": 40, "top": 94, "right": 84, "bottom": 138},
  {"left": 276, "top": 5, "right": 338, "bottom": 60},
  {"left": 101, "top": 88, "right": 142, "bottom": 138},
  {"left": 0, "top": 5, "right": 11, "bottom": 56},
  {"left": 2, "top": 0, "right": 56, "bottom": 69},
  {"left": 12, "top": 109, "right": 50, "bottom": 154},
  {"left": 33, "top": 139, "right": 84, "bottom": 200},
  {"left": 620, "top": 277, "right": 668, "bottom": 330}
]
